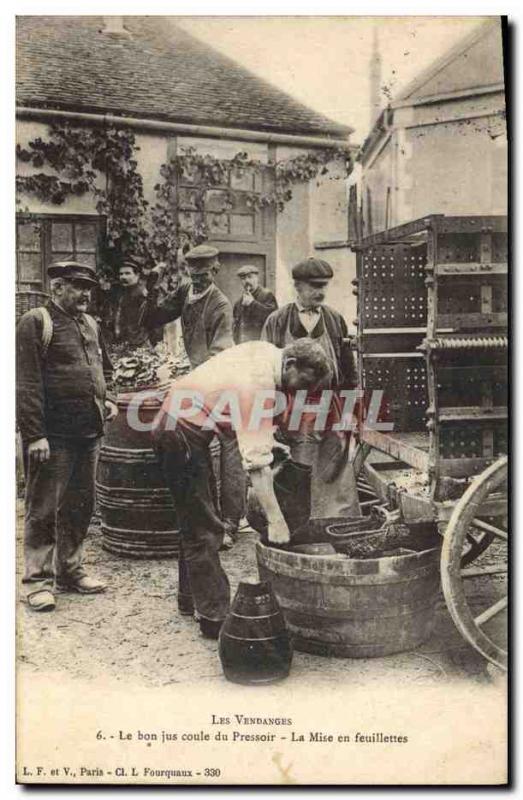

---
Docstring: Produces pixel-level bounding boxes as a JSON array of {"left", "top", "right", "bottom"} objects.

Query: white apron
[{"left": 282, "top": 309, "right": 360, "bottom": 519}]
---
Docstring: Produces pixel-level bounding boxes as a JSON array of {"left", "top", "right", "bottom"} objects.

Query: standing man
[
  {"left": 144, "top": 244, "right": 245, "bottom": 546},
  {"left": 261, "top": 257, "right": 356, "bottom": 388},
  {"left": 144, "top": 245, "right": 233, "bottom": 368},
  {"left": 233, "top": 265, "right": 277, "bottom": 343},
  {"left": 152, "top": 338, "right": 333, "bottom": 638},
  {"left": 16, "top": 261, "right": 118, "bottom": 612},
  {"left": 261, "top": 257, "right": 359, "bottom": 519},
  {"left": 110, "top": 259, "right": 150, "bottom": 348}
]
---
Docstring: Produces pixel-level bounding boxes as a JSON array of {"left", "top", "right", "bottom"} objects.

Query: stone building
[
  {"left": 358, "top": 18, "right": 506, "bottom": 236},
  {"left": 16, "top": 15, "right": 355, "bottom": 316}
]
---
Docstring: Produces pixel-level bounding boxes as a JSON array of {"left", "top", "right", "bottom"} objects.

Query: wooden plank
[
  {"left": 481, "top": 284, "right": 493, "bottom": 315},
  {"left": 362, "top": 352, "right": 424, "bottom": 359},
  {"left": 438, "top": 406, "right": 508, "bottom": 422},
  {"left": 438, "top": 457, "right": 499, "bottom": 478},
  {"left": 360, "top": 430, "right": 430, "bottom": 473},
  {"left": 437, "top": 312, "right": 508, "bottom": 330},
  {"left": 435, "top": 262, "right": 507, "bottom": 276},
  {"left": 435, "top": 216, "right": 507, "bottom": 234},
  {"left": 360, "top": 215, "right": 441, "bottom": 246},
  {"left": 480, "top": 231, "right": 493, "bottom": 264},
  {"left": 360, "top": 327, "right": 428, "bottom": 334}
]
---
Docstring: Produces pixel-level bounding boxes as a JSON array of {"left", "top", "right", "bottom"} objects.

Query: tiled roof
[{"left": 16, "top": 16, "right": 351, "bottom": 139}]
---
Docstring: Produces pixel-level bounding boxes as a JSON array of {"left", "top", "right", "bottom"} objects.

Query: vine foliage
[{"left": 16, "top": 123, "right": 352, "bottom": 280}]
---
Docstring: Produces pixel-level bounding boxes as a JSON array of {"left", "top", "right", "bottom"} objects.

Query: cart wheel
[{"left": 441, "top": 456, "right": 508, "bottom": 670}]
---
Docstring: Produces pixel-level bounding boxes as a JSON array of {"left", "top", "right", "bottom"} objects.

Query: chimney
[
  {"left": 101, "top": 16, "right": 131, "bottom": 38},
  {"left": 369, "top": 25, "right": 382, "bottom": 127}
]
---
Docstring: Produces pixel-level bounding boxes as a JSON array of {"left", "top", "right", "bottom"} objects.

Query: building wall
[
  {"left": 395, "top": 92, "right": 507, "bottom": 223},
  {"left": 402, "top": 115, "right": 507, "bottom": 221},
  {"left": 312, "top": 246, "right": 357, "bottom": 333},
  {"left": 360, "top": 90, "right": 507, "bottom": 232},
  {"left": 17, "top": 120, "right": 103, "bottom": 214},
  {"left": 274, "top": 145, "right": 311, "bottom": 306},
  {"left": 16, "top": 119, "right": 351, "bottom": 316},
  {"left": 360, "top": 135, "right": 394, "bottom": 235}
]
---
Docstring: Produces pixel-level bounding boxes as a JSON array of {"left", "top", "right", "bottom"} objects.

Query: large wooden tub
[{"left": 256, "top": 540, "right": 441, "bottom": 658}]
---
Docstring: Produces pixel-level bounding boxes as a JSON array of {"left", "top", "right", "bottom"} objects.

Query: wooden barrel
[
  {"left": 97, "top": 386, "right": 180, "bottom": 559},
  {"left": 219, "top": 580, "right": 293, "bottom": 685},
  {"left": 256, "top": 541, "right": 441, "bottom": 658}
]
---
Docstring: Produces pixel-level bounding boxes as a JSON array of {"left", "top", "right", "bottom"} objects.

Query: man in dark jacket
[
  {"left": 232, "top": 265, "right": 277, "bottom": 343},
  {"left": 261, "top": 257, "right": 356, "bottom": 389},
  {"left": 261, "top": 257, "right": 359, "bottom": 519},
  {"left": 144, "top": 245, "right": 244, "bottom": 547},
  {"left": 109, "top": 260, "right": 150, "bottom": 347},
  {"left": 144, "top": 245, "right": 233, "bottom": 368},
  {"left": 16, "top": 261, "right": 118, "bottom": 612}
]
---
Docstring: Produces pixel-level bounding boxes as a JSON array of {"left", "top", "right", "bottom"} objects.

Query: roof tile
[{"left": 16, "top": 16, "right": 351, "bottom": 138}]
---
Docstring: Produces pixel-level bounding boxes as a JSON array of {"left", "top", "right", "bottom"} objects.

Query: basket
[{"left": 326, "top": 515, "right": 388, "bottom": 557}]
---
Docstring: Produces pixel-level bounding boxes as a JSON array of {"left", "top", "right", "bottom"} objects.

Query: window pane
[
  {"left": 51, "top": 222, "right": 73, "bottom": 253},
  {"left": 180, "top": 162, "right": 198, "bottom": 185},
  {"left": 18, "top": 253, "right": 42, "bottom": 282},
  {"left": 230, "top": 167, "right": 255, "bottom": 192},
  {"left": 205, "top": 213, "right": 229, "bottom": 235},
  {"left": 17, "top": 222, "right": 40, "bottom": 251},
  {"left": 230, "top": 215, "right": 255, "bottom": 236},
  {"left": 178, "top": 210, "right": 199, "bottom": 231},
  {"left": 231, "top": 194, "right": 255, "bottom": 214},
  {"left": 50, "top": 252, "right": 73, "bottom": 265},
  {"left": 75, "top": 222, "right": 98, "bottom": 251},
  {"left": 75, "top": 252, "right": 96, "bottom": 268},
  {"left": 178, "top": 188, "right": 199, "bottom": 210},
  {"left": 204, "top": 189, "right": 231, "bottom": 213}
]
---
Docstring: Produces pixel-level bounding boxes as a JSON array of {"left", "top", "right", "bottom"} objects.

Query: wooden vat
[{"left": 256, "top": 540, "right": 441, "bottom": 658}]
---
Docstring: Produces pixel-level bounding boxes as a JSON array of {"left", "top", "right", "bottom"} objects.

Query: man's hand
[
  {"left": 28, "top": 437, "right": 50, "bottom": 464},
  {"left": 267, "top": 517, "right": 291, "bottom": 546},
  {"left": 105, "top": 401, "right": 118, "bottom": 422},
  {"left": 241, "top": 289, "right": 253, "bottom": 306}
]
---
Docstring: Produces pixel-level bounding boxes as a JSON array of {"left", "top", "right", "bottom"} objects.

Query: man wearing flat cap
[
  {"left": 16, "top": 261, "right": 118, "bottom": 611},
  {"left": 144, "top": 244, "right": 244, "bottom": 547},
  {"left": 261, "top": 256, "right": 359, "bottom": 520},
  {"left": 233, "top": 265, "right": 278, "bottom": 344},
  {"left": 144, "top": 245, "right": 233, "bottom": 367}
]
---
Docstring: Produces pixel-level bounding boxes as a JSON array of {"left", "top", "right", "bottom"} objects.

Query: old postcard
[{"left": 14, "top": 14, "right": 508, "bottom": 786}]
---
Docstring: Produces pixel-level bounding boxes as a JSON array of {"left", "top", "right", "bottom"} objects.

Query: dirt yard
[{"left": 16, "top": 500, "right": 507, "bottom": 691}]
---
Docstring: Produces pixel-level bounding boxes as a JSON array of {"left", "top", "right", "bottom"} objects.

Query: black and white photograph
[{"left": 12, "top": 11, "right": 508, "bottom": 786}]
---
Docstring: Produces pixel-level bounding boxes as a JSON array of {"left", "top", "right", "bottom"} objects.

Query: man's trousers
[
  {"left": 23, "top": 436, "right": 101, "bottom": 595},
  {"left": 153, "top": 425, "right": 231, "bottom": 623}
]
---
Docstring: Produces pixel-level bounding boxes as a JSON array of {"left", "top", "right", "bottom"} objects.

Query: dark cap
[
  {"left": 186, "top": 244, "right": 220, "bottom": 263},
  {"left": 237, "top": 264, "right": 259, "bottom": 277},
  {"left": 47, "top": 260, "right": 98, "bottom": 286},
  {"left": 120, "top": 258, "right": 141, "bottom": 273},
  {"left": 292, "top": 257, "right": 333, "bottom": 285},
  {"left": 185, "top": 244, "right": 220, "bottom": 273}
]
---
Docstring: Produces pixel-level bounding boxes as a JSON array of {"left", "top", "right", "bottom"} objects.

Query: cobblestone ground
[{"left": 16, "top": 501, "right": 506, "bottom": 690}]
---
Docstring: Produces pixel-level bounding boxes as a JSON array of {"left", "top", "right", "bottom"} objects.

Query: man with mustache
[
  {"left": 144, "top": 245, "right": 244, "bottom": 549},
  {"left": 16, "top": 261, "right": 118, "bottom": 611},
  {"left": 261, "top": 257, "right": 359, "bottom": 520},
  {"left": 232, "top": 264, "right": 277, "bottom": 344}
]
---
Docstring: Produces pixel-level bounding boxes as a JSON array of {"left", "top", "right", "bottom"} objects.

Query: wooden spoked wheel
[
  {"left": 460, "top": 527, "right": 495, "bottom": 567},
  {"left": 441, "top": 456, "right": 508, "bottom": 670}
]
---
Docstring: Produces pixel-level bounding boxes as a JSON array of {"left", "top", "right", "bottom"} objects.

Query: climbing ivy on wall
[
  {"left": 16, "top": 124, "right": 150, "bottom": 272},
  {"left": 16, "top": 122, "right": 353, "bottom": 281}
]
